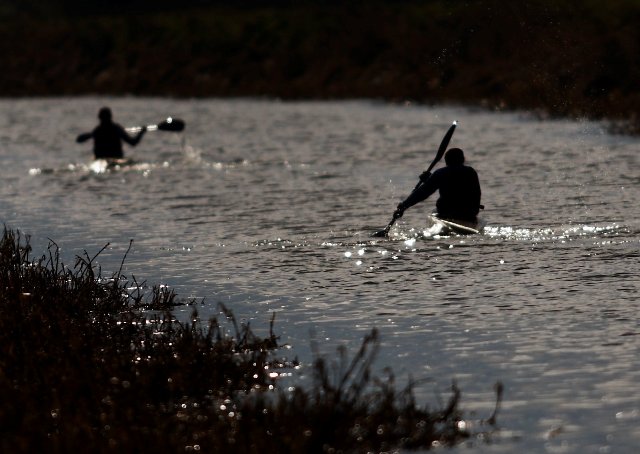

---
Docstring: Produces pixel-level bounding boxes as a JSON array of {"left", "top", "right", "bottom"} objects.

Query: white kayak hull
[
  {"left": 89, "top": 158, "right": 137, "bottom": 173},
  {"left": 429, "top": 214, "right": 486, "bottom": 235}
]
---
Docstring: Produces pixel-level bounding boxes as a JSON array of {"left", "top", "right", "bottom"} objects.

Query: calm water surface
[{"left": 1, "top": 98, "right": 639, "bottom": 452}]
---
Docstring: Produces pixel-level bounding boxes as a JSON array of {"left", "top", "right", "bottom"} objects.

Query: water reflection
[{"left": 2, "top": 98, "right": 640, "bottom": 452}]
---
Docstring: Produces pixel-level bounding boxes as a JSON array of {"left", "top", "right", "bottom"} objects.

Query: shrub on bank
[{"left": 0, "top": 228, "right": 500, "bottom": 452}]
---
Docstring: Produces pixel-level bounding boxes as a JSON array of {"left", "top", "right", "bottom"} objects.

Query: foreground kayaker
[
  {"left": 394, "top": 147, "right": 482, "bottom": 222},
  {"left": 76, "top": 107, "right": 146, "bottom": 160}
]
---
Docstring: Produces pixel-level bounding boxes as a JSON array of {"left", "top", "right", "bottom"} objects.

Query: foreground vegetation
[
  {"left": 2, "top": 1, "right": 640, "bottom": 129},
  {"left": 0, "top": 228, "right": 501, "bottom": 452}
]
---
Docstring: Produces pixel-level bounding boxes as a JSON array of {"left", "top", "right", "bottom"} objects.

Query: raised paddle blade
[
  {"left": 157, "top": 117, "right": 185, "bottom": 132},
  {"left": 410, "top": 120, "right": 457, "bottom": 192},
  {"left": 425, "top": 120, "right": 457, "bottom": 175}
]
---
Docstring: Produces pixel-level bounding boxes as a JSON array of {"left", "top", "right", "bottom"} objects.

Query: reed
[{"left": 0, "top": 227, "right": 500, "bottom": 452}]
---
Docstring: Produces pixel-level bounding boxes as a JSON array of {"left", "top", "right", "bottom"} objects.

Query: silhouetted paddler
[
  {"left": 395, "top": 148, "right": 482, "bottom": 222},
  {"left": 76, "top": 107, "right": 146, "bottom": 159}
]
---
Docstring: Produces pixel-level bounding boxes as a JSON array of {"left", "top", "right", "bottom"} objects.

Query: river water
[{"left": 1, "top": 97, "right": 639, "bottom": 452}]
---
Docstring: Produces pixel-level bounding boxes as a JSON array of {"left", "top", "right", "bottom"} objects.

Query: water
[{"left": 1, "top": 97, "right": 639, "bottom": 452}]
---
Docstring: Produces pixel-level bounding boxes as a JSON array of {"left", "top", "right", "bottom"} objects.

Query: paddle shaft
[
  {"left": 125, "top": 117, "right": 185, "bottom": 133},
  {"left": 374, "top": 121, "right": 457, "bottom": 237}
]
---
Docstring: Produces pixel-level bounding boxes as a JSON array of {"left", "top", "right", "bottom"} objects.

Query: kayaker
[
  {"left": 394, "top": 148, "right": 482, "bottom": 222},
  {"left": 76, "top": 107, "right": 146, "bottom": 159}
]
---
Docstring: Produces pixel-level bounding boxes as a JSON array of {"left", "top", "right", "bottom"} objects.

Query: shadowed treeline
[
  {"left": 3, "top": 0, "right": 640, "bottom": 127},
  {"left": 0, "top": 228, "right": 502, "bottom": 452}
]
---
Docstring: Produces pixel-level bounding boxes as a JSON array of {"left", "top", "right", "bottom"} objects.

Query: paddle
[
  {"left": 372, "top": 120, "right": 457, "bottom": 238},
  {"left": 125, "top": 117, "right": 185, "bottom": 133}
]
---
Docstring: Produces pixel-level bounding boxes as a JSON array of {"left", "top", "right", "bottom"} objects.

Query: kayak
[
  {"left": 28, "top": 158, "right": 151, "bottom": 176},
  {"left": 429, "top": 214, "right": 486, "bottom": 235},
  {"left": 89, "top": 158, "right": 137, "bottom": 173}
]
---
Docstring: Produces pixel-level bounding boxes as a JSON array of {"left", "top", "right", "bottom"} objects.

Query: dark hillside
[{"left": 2, "top": 0, "right": 640, "bottom": 127}]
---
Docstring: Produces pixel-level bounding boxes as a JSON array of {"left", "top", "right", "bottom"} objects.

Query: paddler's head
[
  {"left": 445, "top": 148, "right": 465, "bottom": 166},
  {"left": 98, "top": 107, "right": 112, "bottom": 123}
]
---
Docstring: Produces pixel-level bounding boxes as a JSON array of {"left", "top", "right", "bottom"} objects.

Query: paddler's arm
[
  {"left": 394, "top": 174, "right": 439, "bottom": 218},
  {"left": 76, "top": 132, "right": 93, "bottom": 143},
  {"left": 120, "top": 125, "right": 146, "bottom": 146}
]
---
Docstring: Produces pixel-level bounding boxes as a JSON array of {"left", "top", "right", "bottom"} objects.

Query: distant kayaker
[
  {"left": 76, "top": 107, "right": 146, "bottom": 159},
  {"left": 394, "top": 148, "right": 482, "bottom": 222}
]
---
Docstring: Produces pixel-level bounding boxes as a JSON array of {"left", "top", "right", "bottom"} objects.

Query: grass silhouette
[{"left": 0, "top": 228, "right": 501, "bottom": 452}]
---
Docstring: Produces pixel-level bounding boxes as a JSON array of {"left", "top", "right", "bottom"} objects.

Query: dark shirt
[
  {"left": 402, "top": 164, "right": 481, "bottom": 221},
  {"left": 78, "top": 122, "right": 144, "bottom": 159}
]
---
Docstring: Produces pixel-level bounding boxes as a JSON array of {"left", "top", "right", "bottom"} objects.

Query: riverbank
[
  {"left": 3, "top": 1, "right": 640, "bottom": 130},
  {"left": 0, "top": 228, "right": 501, "bottom": 452}
]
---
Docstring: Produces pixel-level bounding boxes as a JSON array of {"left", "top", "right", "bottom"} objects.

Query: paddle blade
[
  {"left": 438, "top": 120, "right": 457, "bottom": 155},
  {"left": 371, "top": 228, "right": 388, "bottom": 238},
  {"left": 427, "top": 120, "right": 457, "bottom": 172},
  {"left": 157, "top": 117, "right": 185, "bottom": 132},
  {"left": 372, "top": 210, "right": 403, "bottom": 237}
]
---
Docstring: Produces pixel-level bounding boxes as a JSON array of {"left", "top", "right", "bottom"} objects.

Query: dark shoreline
[
  {"left": 0, "top": 228, "right": 502, "bottom": 452},
  {"left": 3, "top": 1, "right": 640, "bottom": 132}
]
